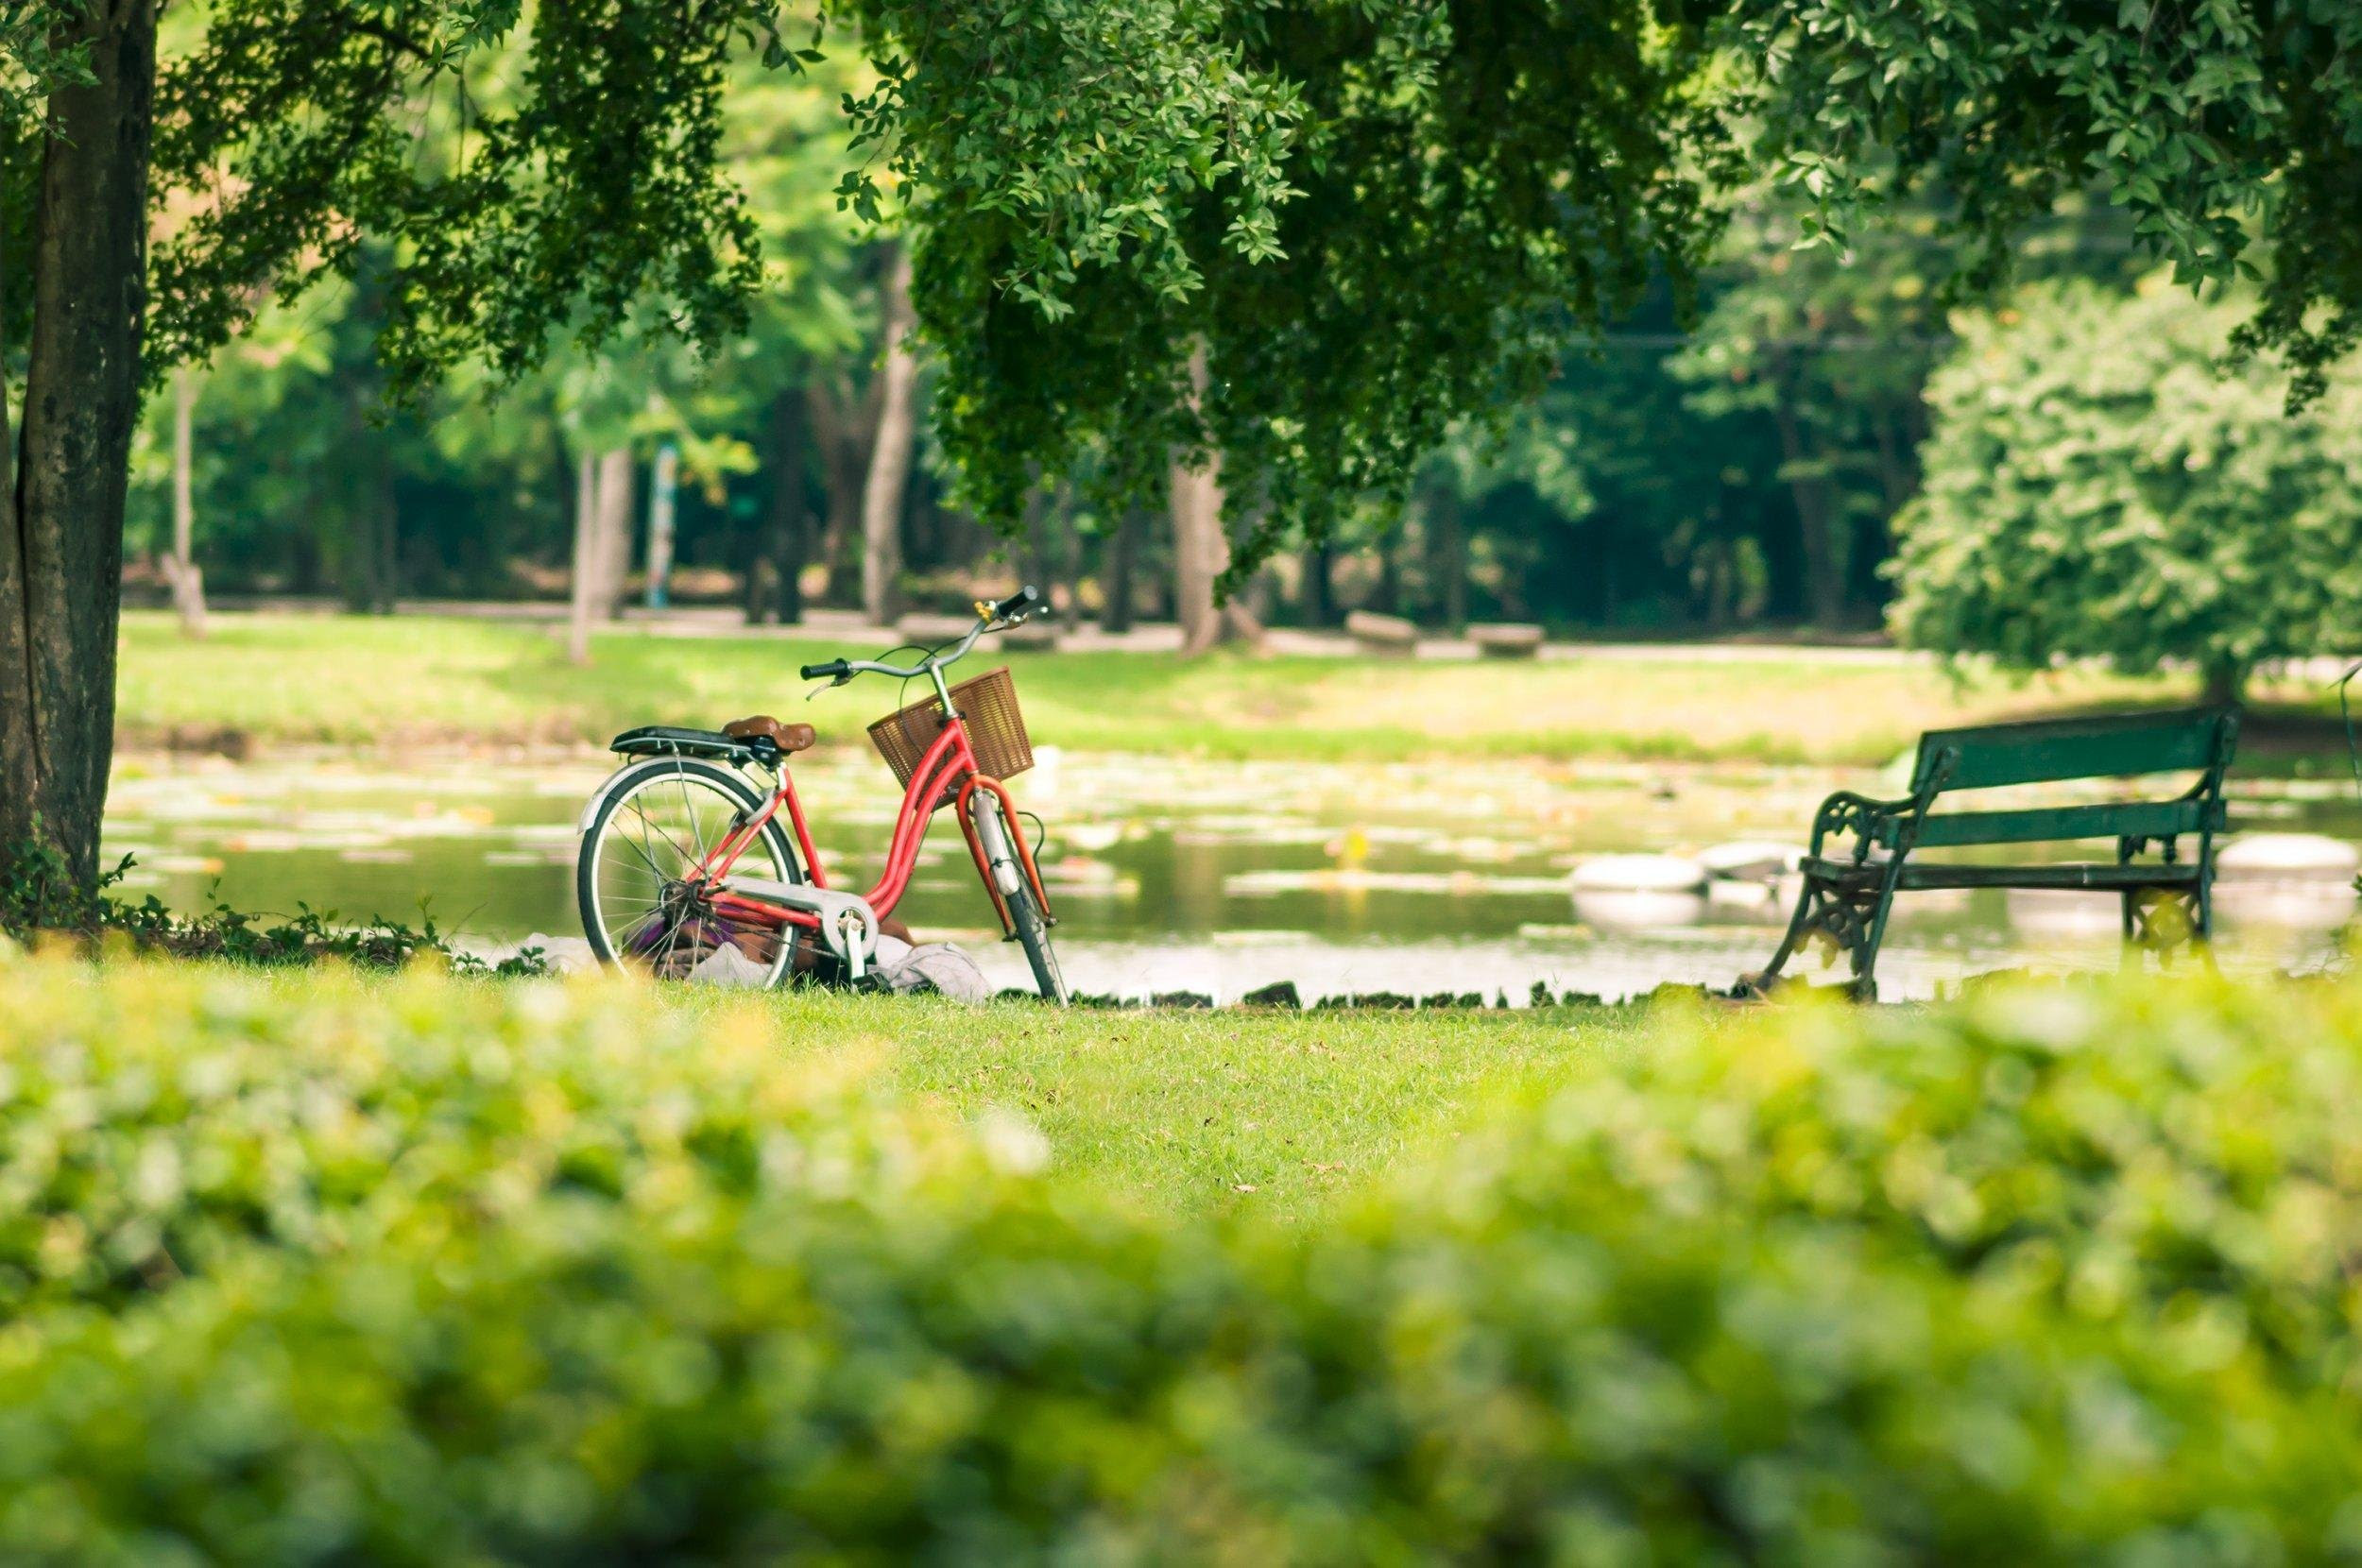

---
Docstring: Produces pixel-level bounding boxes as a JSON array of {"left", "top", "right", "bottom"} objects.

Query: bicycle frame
[{"left": 689, "top": 705, "right": 1055, "bottom": 943}]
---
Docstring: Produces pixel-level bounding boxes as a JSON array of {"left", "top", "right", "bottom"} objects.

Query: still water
[{"left": 102, "top": 747, "right": 2360, "bottom": 1003}]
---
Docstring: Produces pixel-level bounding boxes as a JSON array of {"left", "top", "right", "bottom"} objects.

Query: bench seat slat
[
  {"left": 1884, "top": 797, "right": 2220, "bottom": 850},
  {"left": 1804, "top": 857, "right": 2205, "bottom": 891}
]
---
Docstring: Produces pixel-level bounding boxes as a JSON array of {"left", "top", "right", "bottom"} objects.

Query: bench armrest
[{"left": 1807, "top": 790, "right": 1926, "bottom": 864}]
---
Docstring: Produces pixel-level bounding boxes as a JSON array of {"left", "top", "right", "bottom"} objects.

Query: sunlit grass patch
[{"left": 117, "top": 610, "right": 2247, "bottom": 767}]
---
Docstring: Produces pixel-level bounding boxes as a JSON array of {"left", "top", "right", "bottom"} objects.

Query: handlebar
[{"left": 802, "top": 586, "right": 1043, "bottom": 690}]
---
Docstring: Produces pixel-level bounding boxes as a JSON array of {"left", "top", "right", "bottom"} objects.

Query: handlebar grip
[
  {"left": 800, "top": 659, "right": 850, "bottom": 681},
  {"left": 993, "top": 585, "right": 1042, "bottom": 622}
]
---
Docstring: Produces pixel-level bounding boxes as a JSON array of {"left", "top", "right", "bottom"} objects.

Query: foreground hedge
[
  {"left": 0, "top": 963, "right": 967, "bottom": 1314},
  {"left": 2, "top": 959, "right": 2360, "bottom": 1561}
]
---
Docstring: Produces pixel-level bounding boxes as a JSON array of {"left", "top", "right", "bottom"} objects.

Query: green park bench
[{"left": 1753, "top": 706, "right": 2241, "bottom": 1000}]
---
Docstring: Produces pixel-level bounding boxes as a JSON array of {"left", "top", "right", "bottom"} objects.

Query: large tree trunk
[
  {"left": 0, "top": 1, "right": 161, "bottom": 885},
  {"left": 860, "top": 244, "right": 918, "bottom": 627},
  {"left": 1170, "top": 346, "right": 1262, "bottom": 655},
  {"left": 164, "top": 367, "right": 207, "bottom": 638}
]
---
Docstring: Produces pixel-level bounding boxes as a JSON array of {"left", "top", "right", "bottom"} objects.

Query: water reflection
[{"left": 102, "top": 749, "right": 2359, "bottom": 1003}]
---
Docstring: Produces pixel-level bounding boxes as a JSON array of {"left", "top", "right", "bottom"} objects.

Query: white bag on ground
[
  {"left": 686, "top": 942, "right": 774, "bottom": 989},
  {"left": 873, "top": 934, "right": 990, "bottom": 1002}
]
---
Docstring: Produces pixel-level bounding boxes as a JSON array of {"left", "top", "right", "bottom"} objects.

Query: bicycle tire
[
  {"left": 576, "top": 757, "right": 806, "bottom": 984},
  {"left": 1005, "top": 876, "right": 1070, "bottom": 1005},
  {"left": 970, "top": 793, "right": 1068, "bottom": 1004}
]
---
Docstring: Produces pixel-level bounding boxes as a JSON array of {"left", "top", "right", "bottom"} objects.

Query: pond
[{"left": 102, "top": 746, "right": 2361, "bottom": 1003}]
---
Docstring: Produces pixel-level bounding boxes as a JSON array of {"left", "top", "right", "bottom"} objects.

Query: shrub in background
[
  {"left": 2, "top": 957, "right": 2360, "bottom": 1560},
  {"left": 1892, "top": 277, "right": 2362, "bottom": 699}
]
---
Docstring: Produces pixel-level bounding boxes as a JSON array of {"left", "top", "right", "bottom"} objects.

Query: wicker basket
[{"left": 867, "top": 666, "right": 1034, "bottom": 805}]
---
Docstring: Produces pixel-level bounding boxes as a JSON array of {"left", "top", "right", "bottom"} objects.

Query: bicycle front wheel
[
  {"left": 971, "top": 793, "right": 1068, "bottom": 1004},
  {"left": 1005, "top": 877, "right": 1070, "bottom": 1005},
  {"left": 577, "top": 757, "right": 805, "bottom": 984}
]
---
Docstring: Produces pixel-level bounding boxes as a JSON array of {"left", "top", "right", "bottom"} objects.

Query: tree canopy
[
  {"left": 1891, "top": 279, "right": 2362, "bottom": 695},
  {"left": 0, "top": 0, "right": 824, "bottom": 882},
  {"left": 1734, "top": 0, "right": 2362, "bottom": 401},
  {"left": 838, "top": 0, "right": 2362, "bottom": 574},
  {"left": 846, "top": 0, "right": 1730, "bottom": 583}
]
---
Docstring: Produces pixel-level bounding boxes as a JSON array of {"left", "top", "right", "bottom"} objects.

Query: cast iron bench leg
[{"left": 1757, "top": 869, "right": 1892, "bottom": 1001}]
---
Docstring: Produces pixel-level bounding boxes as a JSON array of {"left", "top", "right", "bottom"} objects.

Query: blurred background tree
[{"left": 1893, "top": 279, "right": 2362, "bottom": 703}]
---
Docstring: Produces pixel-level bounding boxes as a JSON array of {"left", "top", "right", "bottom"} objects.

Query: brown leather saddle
[{"left": 725, "top": 714, "right": 817, "bottom": 754}]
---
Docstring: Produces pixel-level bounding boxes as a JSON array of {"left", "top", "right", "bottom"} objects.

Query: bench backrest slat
[
  {"left": 1891, "top": 797, "right": 2223, "bottom": 850},
  {"left": 1912, "top": 707, "right": 2237, "bottom": 793}
]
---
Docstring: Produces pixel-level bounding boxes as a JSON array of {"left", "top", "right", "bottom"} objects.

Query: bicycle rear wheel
[{"left": 577, "top": 757, "right": 804, "bottom": 984}]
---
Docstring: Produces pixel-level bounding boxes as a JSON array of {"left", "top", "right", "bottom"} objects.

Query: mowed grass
[
  {"left": 189, "top": 954, "right": 1644, "bottom": 1228},
  {"left": 118, "top": 608, "right": 2227, "bottom": 765},
  {"left": 660, "top": 982, "right": 1651, "bottom": 1222}
]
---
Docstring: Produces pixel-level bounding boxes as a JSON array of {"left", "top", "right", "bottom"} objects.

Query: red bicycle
[{"left": 574, "top": 588, "right": 1068, "bottom": 1002}]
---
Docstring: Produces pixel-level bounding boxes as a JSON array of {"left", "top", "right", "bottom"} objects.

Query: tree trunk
[
  {"left": 860, "top": 244, "right": 918, "bottom": 627},
  {"left": 566, "top": 449, "right": 600, "bottom": 665},
  {"left": 1101, "top": 507, "right": 1139, "bottom": 632},
  {"left": 593, "top": 447, "right": 634, "bottom": 617},
  {"left": 2202, "top": 657, "right": 2247, "bottom": 707},
  {"left": 372, "top": 445, "right": 399, "bottom": 612},
  {"left": 644, "top": 443, "right": 679, "bottom": 610},
  {"left": 755, "top": 390, "right": 811, "bottom": 624},
  {"left": 0, "top": 0, "right": 161, "bottom": 885},
  {"left": 1375, "top": 526, "right": 1403, "bottom": 616},
  {"left": 1301, "top": 537, "right": 1335, "bottom": 627},
  {"left": 1170, "top": 443, "right": 1224, "bottom": 653},
  {"left": 165, "top": 367, "right": 207, "bottom": 638},
  {"left": 1426, "top": 486, "right": 1467, "bottom": 632},
  {"left": 1769, "top": 356, "right": 1844, "bottom": 633},
  {"left": 806, "top": 370, "right": 869, "bottom": 607},
  {"left": 1170, "top": 345, "right": 1262, "bottom": 655}
]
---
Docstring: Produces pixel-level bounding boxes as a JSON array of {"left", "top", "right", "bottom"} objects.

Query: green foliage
[
  {"left": 5, "top": 962, "right": 2362, "bottom": 1557},
  {"left": 1735, "top": 0, "right": 2362, "bottom": 401},
  {"left": 0, "top": 4, "right": 89, "bottom": 122},
  {"left": 1891, "top": 280, "right": 2362, "bottom": 685},
  {"left": 145, "top": 0, "right": 806, "bottom": 400},
  {"left": 0, "top": 835, "right": 546, "bottom": 978},
  {"left": 848, "top": 1, "right": 1728, "bottom": 575},
  {"left": 0, "top": 963, "right": 954, "bottom": 1317}
]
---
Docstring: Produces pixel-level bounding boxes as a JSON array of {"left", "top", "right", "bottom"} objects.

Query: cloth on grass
[{"left": 874, "top": 933, "right": 991, "bottom": 1003}]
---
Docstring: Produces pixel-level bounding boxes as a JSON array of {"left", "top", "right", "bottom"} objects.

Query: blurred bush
[
  {"left": 2, "top": 957, "right": 2359, "bottom": 1561},
  {"left": 0, "top": 962, "right": 966, "bottom": 1313}
]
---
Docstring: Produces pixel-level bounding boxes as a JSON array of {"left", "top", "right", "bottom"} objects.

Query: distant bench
[
  {"left": 1751, "top": 707, "right": 2240, "bottom": 1000},
  {"left": 1469, "top": 623, "right": 1544, "bottom": 659},
  {"left": 1344, "top": 609, "right": 1418, "bottom": 656}
]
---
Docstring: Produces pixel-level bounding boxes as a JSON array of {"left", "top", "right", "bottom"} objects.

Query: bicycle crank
[{"left": 722, "top": 876, "right": 881, "bottom": 970}]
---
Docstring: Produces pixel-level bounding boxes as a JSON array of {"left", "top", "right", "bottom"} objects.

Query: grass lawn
[
  {"left": 115, "top": 607, "right": 2268, "bottom": 767},
  {"left": 59, "top": 956, "right": 1640, "bottom": 1222},
  {"left": 694, "top": 986, "right": 1650, "bottom": 1221}
]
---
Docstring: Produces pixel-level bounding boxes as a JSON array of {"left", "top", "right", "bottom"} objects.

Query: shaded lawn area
[
  {"left": 114, "top": 608, "right": 2258, "bottom": 767},
  {"left": 648, "top": 984, "right": 1654, "bottom": 1223}
]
